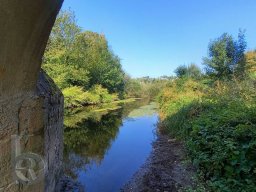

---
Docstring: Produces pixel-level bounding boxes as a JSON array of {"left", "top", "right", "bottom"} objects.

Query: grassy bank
[{"left": 158, "top": 78, "right": 256, "bottom": 191}]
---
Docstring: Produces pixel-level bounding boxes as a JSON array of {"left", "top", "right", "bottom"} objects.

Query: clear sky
[{"left": 62, "top": 0, "right": 256, "bottom": 78}]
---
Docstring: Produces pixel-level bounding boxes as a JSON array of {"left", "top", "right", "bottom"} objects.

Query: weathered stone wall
[
  {"left": 38, "top": 71, "right": 64, "bottom": 192},
  {"left": 0, "top": 71, "right": 64, "bottom": 192},
  {"left": 0, "top": 1, "right": 64, "bottom": 191}
]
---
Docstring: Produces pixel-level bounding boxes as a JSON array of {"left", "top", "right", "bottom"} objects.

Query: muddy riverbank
[{"left": 122, "top": 134, "right": 195, "bottom": 192}]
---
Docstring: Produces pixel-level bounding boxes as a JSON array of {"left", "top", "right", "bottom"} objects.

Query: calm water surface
[{"left": 64, "top": 101, "right": 158, "bottom": 192}]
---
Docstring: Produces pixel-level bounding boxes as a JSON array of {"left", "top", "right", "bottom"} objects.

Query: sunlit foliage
[
  {"left": 43, "top": 10, "right": 125, "bottom": 108},
  {"left": 245, "top": 50, "right": 256, "bottom": 77},
  {"left": 203, "top": 30, "right": 247, "bottom": 79}
]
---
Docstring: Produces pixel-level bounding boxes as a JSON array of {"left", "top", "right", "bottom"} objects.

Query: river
[{"left": 63, "top": 100, "right": 159, "bottom": 192}]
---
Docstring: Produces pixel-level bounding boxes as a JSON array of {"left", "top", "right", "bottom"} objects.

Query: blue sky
[{"left": 62, "top": 0, "right": 256, "bottom": 77}]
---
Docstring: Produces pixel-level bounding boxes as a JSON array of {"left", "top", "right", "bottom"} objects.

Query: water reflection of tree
[
  {"left": 120, "top": 98, "right": 150, "bottom": 118},
  {"left": 64, "top": 111, "right": 122, "bottom": 179},
  {"left": 63, "top": 99, "right": 152, "bottom": 179}
]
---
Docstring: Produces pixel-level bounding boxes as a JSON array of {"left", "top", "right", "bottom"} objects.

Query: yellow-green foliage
[
  {"left": 158, "top": 78, "right": 205, "bottom": 119},
  {"left": 62, "top": 86, "right": 87, "bottom": 108},
  {"left": 245, "top": 51, "right": 256, "bottom": 78},
  {"left": 90, "top": 84, "right": 118, "bottom": 103},
  {"left": 62, "top": 85, "right": 119, "bottom": 108}
]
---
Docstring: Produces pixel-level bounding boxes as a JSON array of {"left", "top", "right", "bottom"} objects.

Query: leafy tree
[
  {"left": 43, "top": 10, "right": 90, "bottom": 90},
  {"left": 44, "top": 10, "right": 81, "bottom": 66},
  {"left": 175, "top": 65, "right": 188, "bottom": 78},
  {"left": 73, "top": 31, "right": 125, "bottom": 94},
  {"left": 43, "top": 9, "right": 126, "bottom": 107},
  {"left": 44, "top": 64, "right": 90, "bottom": 89},
  {"left": 175, "top": 64, "right": 202, "bottom": 79},
  {"left": 234, "top": 30, "right": 247, "bottom": 77},
  {"left": 188, "top": 64, "right": 202, "bottom": 78},
  {"left": 203, "top": 30, "right": 247, "bottom": 79}
]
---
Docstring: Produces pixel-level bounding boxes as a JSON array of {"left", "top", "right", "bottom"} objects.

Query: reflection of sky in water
[
  {"left": 78, "top": 114, "right": 158, "bottom": 192},
  {"left": 64, "top": 101, "right": 158, "bottom": 192}
]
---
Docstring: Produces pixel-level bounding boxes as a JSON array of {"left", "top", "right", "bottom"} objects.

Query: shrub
[
  {"left": 62, "top": 85, "right": 119, "bottom": 108},
  {"left": 62, "top": 86, "right": 87, "bottom": 108},
  {"left": 82, "top": 91, "right": 101, "bottom": 105},
  {"left": 90, "top": 84, "right": 117, "bottom": 103},
  {"left": 159, "top": 79, "right": 256, "bottom": 191},
  {"left": 158, "top": 78, "right": 205, "bottom": 119},
  {"left": 187, "top": 82, "right": 256, "bottom": 191}
]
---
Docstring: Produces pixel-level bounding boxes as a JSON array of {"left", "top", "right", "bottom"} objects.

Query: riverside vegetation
[
  {"left": 158, "top": 31, "right": 256, "bottom": 191},
  {"left": 43, "top": 10, "right": 166, "bottom": 110},
  {"left": 44, "top": 9, "right": 256, "bottom": 192}
]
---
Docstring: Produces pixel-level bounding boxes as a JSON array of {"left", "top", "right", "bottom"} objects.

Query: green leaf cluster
[{"left": 62, "top": 85, "right": 118, "bottom": 108}]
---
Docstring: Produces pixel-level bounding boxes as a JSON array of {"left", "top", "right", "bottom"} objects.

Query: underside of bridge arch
[{"left": 0, "top": 1, "right": 64, "bottom": 191}]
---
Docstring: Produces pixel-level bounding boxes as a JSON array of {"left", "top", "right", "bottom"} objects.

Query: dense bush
[
  {"left": 158, "top": 79, "right": 256, "bottom": 191},
  {"left": 158, "top": 78, "right": 205, "bottom": 118},
  {"left": 62, "top": 86, "right": 86, "bottom": 108},
  {"left": 62, "top": 85, "right": 118, "bottom": 108}
]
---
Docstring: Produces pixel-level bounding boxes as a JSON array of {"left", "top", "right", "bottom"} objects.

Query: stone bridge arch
[{"left": 0, "top": 1, "right": 64, "bottom": 191}]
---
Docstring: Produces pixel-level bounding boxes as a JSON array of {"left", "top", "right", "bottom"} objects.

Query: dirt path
[{"left": 122, "top": 134, "right": 195, "bottom": 192}]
